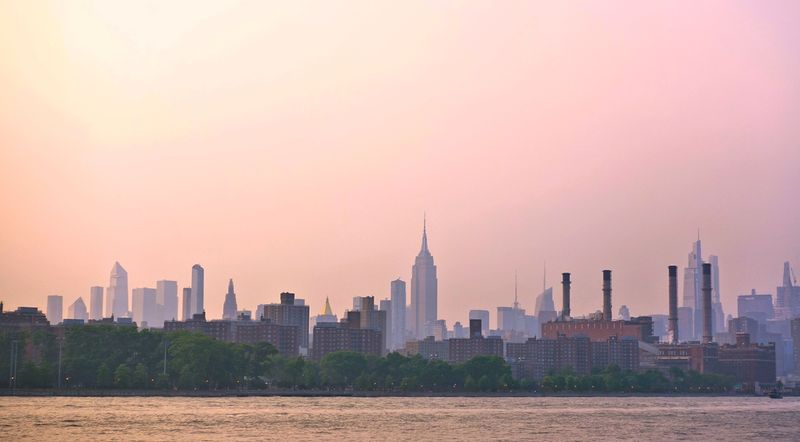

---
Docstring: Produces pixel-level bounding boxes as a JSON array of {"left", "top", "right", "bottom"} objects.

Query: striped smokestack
[
  {"left": 702, "top": 263, "right": 713, "bottom": 344},
  {"left": 602, "top": 270, "right": 612, "bottom": 320},
  {"left": 561, "top": 273, "right": 571, "bottom": 319},
  {"left": 668, "top": 265, "right": 678, "bottom": 344}
]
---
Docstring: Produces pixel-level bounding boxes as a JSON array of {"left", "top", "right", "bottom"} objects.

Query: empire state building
[{"left": 410, "top": 218, "right": 438, "bottom": 339}]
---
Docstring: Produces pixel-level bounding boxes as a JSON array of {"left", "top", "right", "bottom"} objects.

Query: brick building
[
  {"left": 541, "top": 318, "right": 655, "bottom": 343},
  {"left": 262, "top": 292, "right": 310, "bottom": 349},
  {"left": 506, "top": 335, "right": 638, "bottom": 380},
  {"left": 164, "top": 313, "right": 300, "bottom": 357},
  {"left": 716, "top": 333, "right": 776, "bottom": 387},
  {"left": 310, "top": 311, "right": 382, "bottom": 361}
]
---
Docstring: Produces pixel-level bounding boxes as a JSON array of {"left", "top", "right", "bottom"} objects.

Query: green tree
[
  {"left": 155, "top": 372, "right": 171, "bottom": 389},
  {"left": 132, "top": 363, "right": 149, "bottom": 389},
  {"left": 96, "top": 363, "right": 113, "bottom": 388},
  {"left": 114, "top": 364, "right": 131, "bottom": 389},
  {"left": 320, "top": 352, "right": 367, "bottom": 387}
]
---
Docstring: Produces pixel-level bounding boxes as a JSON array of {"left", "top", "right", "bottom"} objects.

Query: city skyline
[
  {"left": 13, "top": 233, "right": 800, "bottom": 331},
  {"left": 1, "top": 2, "right": 799, "bottom": 329}
]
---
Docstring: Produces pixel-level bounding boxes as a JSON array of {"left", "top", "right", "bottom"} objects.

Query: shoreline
[{"left": 0, "top": 389, "right": 778, "bottom": 398}]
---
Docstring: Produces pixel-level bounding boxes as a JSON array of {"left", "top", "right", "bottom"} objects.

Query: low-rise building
[{"left": 164, "top": 312, "right": 300, "bottom": 357}]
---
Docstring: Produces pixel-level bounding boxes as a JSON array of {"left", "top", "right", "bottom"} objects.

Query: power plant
[
  {"left": 602, "top": 270, "right": 612, "bottom": 321},
  {"left": 668, "top": 265, "right": 679, "bottom": 344},
  {"left": 561, "top": 272, "right": 571, "bottom": 320}
]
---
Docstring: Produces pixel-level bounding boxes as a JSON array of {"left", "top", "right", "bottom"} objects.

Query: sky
[{"left": 1, "top": 1, "right": 799, "bottom": 327}]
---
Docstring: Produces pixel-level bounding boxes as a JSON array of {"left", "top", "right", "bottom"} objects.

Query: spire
[
  {"left": 513, "top": 271, "right": 519, "bottom": 310},
  {"left": 322, "top": 297, "right": 333, "bottom": 316},
  {"left": 228, "top": 278, "right": 234, "bottom": 294},
  {"left": 783, "top": 262, "right": 793, "bottom": 288},
  {"left": 543, "top": 261, "right": 547, "bottom": 292},
  {"left": 419, "top": 214, "right": 429, "bottom": 254}
]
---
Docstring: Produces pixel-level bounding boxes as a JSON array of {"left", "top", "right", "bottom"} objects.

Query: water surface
[{"left": 1, "top": 396, "right": 798, "bottom": 440}]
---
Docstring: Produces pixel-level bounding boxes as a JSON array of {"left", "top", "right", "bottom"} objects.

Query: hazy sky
[{"left": 1, "top": 1, "right": 799, "bottom": 326}]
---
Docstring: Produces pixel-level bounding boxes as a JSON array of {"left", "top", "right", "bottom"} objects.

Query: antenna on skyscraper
[
  {"left": 543, "top": 261, "right": 547, "bottom": 292},
  {"left": 514, "top": 270, "right": 519, "bottom": 309}
]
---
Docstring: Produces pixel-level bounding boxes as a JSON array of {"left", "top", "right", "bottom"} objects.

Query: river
[{"left": 1, "top": 396, "right": 798, "bottom": 440}]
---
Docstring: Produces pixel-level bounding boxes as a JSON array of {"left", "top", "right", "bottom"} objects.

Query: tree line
[{"left": 2, "top": 326, "right": 734, "bottom": 392}]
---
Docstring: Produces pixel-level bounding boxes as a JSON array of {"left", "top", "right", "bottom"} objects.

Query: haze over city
[{"left": 1, "top": 1, "right": 799, "bottom": 327}]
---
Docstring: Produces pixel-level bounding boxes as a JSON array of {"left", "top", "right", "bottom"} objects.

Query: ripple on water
[{"left": 0, "top": 396, "right": 798, "bottom": 441}]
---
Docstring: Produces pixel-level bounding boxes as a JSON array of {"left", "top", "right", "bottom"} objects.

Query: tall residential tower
[{"left": 191, "top": 264, "right": 205, "bottom": 316}]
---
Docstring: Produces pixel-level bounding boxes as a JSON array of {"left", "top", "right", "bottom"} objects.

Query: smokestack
[
  {"left": 561, "top": 273, "right": 571, "bottom": 319},
  {"left": 668, "top": 265, "right": 678, "bottom": 344},
  {"left": 702, "top": 263, "right": 713, "bottom": 344},
  {"left": 602, "top": 270, "right": 612, "bottom": 321}
]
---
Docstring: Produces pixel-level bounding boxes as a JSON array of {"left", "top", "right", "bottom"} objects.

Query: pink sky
[{"left": 1, "top": 1, "right": 799, "bottom": 326}]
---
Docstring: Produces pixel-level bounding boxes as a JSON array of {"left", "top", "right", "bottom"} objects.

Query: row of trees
[
  {"left": 540, "top": 366, "right": 734, "bottom": 393},
  {"left": 2, "top": 327, "right": 734, "bottom": 392}
]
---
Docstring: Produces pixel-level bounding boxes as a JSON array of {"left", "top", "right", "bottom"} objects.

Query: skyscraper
[
  {"left": 131, "top": 287, "right": 157, "bottom": 328},
  {"left": 379, "top": 298, "right": 392, "bottom": 351},
  {"left": 47, "top": 295, "right": 63, "bottom": 324},
  {"left": 777, "top": 262, "right": 800, "bottom": 319},
  {"left": 410, "top": 217, "right": 437, "bottom": 339},
  {"left": 89, "top": 286, "right": 103, "bottom": 320},
  {"left": 68, "top": 297, "right": 88, "bottom": 321},
  {"left": 682, "top": 238, "right": 724, "bottom": 338},
  {"left": 181, "top": 287, "right": 192, "bottom": 321},
  {"left": 709, "top": 255, "right": 725, "bottom": 333},
  {"left": 191, "top": 264, "right": 205, "bottom": 316},
  {"left": 222, "top": 279, "right": 238, "bottom": 320},
  {"left": 469, "top": 310, "right": 490, "bottom": 337},
  {"left": 156, "top": 280, "right": 178, "bottom": 323},
  {"left": 106, "top": 262, "right": 129, "bottom": 318},
  {"left": 390, "top": 279, "right": 407, "bottom": 350}
]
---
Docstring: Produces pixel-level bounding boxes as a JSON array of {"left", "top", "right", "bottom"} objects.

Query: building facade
[
  {"left": 222, "top": 279, "right": 238, "bottom": 320},
  {"left": 410, "top": 219, "right": 437, "bottom": 339},
  {"left": 106, "top": 261, "right": 129, "bottom": 318},
  {"left": 263, "top": 292, "right": 310, "bottom": 349},
  {"left": 46, "top": 295, "right": 63, "bottom": 325},
  {"left": 190, "top": 264, "right": 205, "bottom": 316},
  {"left": 390, "top": 279, "right": 406, "bottom": 350},
  {"left": 164, "top": 313, "right": 299, "bottom": 357},
  {"left": 156, "top": 280, "right": 179, "bottom": 323},
  {"left": 89, "top": 286, "right": 104, "bottom": 320}
]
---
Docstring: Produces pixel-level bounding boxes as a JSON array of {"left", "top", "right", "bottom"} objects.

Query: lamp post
[
  {"left": 57, "top": 337, "right": 63, "bottom": 389},
  {"left": 9, "top": 340, "right": 18, "bottom": 391},
  {"left": 162, "top": 339, "right": 169, "bottom": 375}
]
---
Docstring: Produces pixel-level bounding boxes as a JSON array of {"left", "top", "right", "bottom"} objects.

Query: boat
[{"left": 768, "top": 389, "right": 783, "bottom": 399}]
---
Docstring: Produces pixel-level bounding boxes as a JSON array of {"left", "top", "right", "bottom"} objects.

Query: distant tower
[
  {"left": 131, "top": 288, "right": 157, "bottom": 328},
  {"left": 68, "top": 297, "right": 88, "bottom": 321},
  {"left": 191, "top": 264, "right": 205, "bottom": 316},
  {"left": 410, "top": 216, "right": 438, "bottom": 339},
  {"left": 683, "top": 238, "right": 703, "bottom": 340},
  {"left": 390, "top": 279, "right": 407, "bottom": 350},
  {"left": 89, "top": 286, "right": 104, "bottom": 320},
  {"left": 156, "top": 280, "right": 178, "bottom": 322},
  {"left": 222, "top": 279, "right": 238, "bottom": 320},
  {"left": 47, "top": 295, "right": 63, "bottom": 324},
  {"left": 106, "top": 262, "right": 129, "bottom": 318},
  {"left": 182, "top": 287, "right": 192, "bottom": 321}
]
